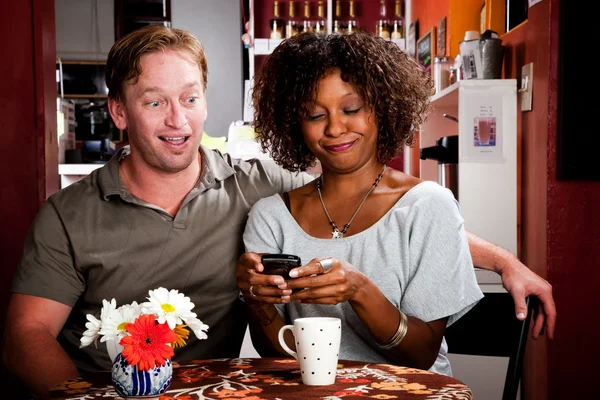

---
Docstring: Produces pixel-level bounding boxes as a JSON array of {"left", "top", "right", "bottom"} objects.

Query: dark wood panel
[
  {"left": 0, "top": 0, "right": 57, "bottom": 334},
  {"left": 546, "top": 0, "right": 600, "bottom": 399},
  {"left": 34, "top": 0, "right": 59, "bottom": 201},
  {"left": 0, "top": 1, "right": 38, "bottom": 326}
]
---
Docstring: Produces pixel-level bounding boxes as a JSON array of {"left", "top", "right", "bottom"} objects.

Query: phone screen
[{"left": 261, "top": 254, "right": 301, "bottom": 277}]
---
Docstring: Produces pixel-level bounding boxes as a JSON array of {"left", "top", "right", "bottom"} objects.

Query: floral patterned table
[{"left": 49, "top": 358, "right": 472, "bottom": 400}]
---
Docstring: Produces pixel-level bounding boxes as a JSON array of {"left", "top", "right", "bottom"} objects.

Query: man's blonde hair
[{"left": 106, "top": 24, "right": 208, "bottom": 101}]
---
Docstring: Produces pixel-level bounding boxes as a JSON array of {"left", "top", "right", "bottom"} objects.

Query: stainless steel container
[
  {"left": 438, "top": 163, "right": 459, "bottom": 200},
  {"left": 420, "top": 135, "right": 459, "bottom": 200},
  {"left": 459, "top": 30, "right": 505, "bottom": 80},
  {"left": 480, "top": 37, "right": 504, "bottom": 79}
]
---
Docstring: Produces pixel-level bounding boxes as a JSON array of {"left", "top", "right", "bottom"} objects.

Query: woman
[{"left": 237, "top": 31, "right": 483, "bottom": 375}]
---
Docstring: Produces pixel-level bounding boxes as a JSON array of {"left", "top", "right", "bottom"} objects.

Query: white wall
[
  {"left": 55, "top": 0, "right": 115, "bottom": 60},
  {"left": 171, "top": 0, "right": 244, "bottom": 138}
]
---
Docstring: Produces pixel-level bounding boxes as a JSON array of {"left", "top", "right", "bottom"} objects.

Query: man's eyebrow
[
  {"left": 181, "top": 82, "right": 201, "bottom": 90},
  {"left": 140, "top": 86, "right": 162, "bottom": 95},
  {"left": 141, "top": 82, "right": 201, "bottom": 94}
]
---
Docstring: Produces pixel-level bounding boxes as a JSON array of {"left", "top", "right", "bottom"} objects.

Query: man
[{"left": 1, "top": 25, "right": 556, "bottom": 396}]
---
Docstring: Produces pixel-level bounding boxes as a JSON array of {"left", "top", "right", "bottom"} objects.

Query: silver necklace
[{"left": 316, "top": 165, "right": 387, "bottom": 239}]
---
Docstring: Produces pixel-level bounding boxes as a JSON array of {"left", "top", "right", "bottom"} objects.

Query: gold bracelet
[{"left": 377, "top": 309, "right": 408, "bottom": 350}]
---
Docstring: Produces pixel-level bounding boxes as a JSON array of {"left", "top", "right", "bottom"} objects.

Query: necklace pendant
[{"left": 332, "top": 229, "right": 344, "bottom": 239}]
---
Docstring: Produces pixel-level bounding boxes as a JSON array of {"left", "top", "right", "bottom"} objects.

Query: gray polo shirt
[{"left": 12, "top": 145, "right": 310, "bottom": 373}]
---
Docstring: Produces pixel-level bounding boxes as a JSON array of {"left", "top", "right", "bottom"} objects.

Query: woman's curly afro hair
[{"left": 252, "top": 31, "right": 433, "bottom": 172}]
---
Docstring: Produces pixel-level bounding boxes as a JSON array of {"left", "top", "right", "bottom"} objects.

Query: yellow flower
[{"left": 172, "top": 324, "right": 190, "bottom": 349}]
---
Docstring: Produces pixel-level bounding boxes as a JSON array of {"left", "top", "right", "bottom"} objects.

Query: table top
[{"left": 49, "top": 358, "right": 472, "bottom": 399}]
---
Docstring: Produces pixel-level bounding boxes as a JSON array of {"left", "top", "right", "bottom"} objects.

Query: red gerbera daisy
[{"left": 120, "top": 314, "right": 177, "bottom": 371}]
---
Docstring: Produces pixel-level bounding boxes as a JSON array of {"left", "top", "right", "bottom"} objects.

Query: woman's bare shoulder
[
  {"left": 288, "top": 179, "right": 318, "bottom": 196},
  {"left": 277, "top": 179, "right": 317, "bottom": 204},
  {"left": 386, "top": 168, "right": 423, "bottom": 194}
]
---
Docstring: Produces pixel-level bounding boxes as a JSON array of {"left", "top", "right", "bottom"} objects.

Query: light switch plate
[{"left": 520, "top": 63, "right": 533, "bottom": 112}]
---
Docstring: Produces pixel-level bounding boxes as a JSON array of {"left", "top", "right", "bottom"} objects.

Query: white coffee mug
[{"left": 278, "top": 317, "right": 341, "bottom": 385}]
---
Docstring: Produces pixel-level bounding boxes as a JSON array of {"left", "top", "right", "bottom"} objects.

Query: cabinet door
[
  {"left": 55, "top": 0, "right": 115, "bottom": 60},
  {"left": 115, "top": 0, "right": 172, "bottom": 40}
]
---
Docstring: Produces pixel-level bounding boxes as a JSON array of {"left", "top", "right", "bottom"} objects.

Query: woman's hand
[
  {"left": 236, "top": 252, "right": 293, "bottom": 357},
  {"left": 236, "top": 252, "right": 292, "bottom": 303},
  {"left": 285, "top": 257, "right": 369, "bottom": 304}
]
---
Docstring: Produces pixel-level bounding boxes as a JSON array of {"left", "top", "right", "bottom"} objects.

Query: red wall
[
  {"left": 0, "top": 0, "right": 58, "bottom": 333},
  {"left": 411, "top": 0, "right": 449, "bottom": 36},
  {"left": 1, "top": 1, "right": 57, "bottom": 395},
  {"left": 411, "top": 0, "right": 449, "bottom": 56},
  {"left": 502, "top": 5, "right": 550, "bottom": 399},
  {"left": 506, "top": 1, "right": 600, "bottom": 397},
  {"left": 545, "top": 0, "right": 600, "bottom": 397}
]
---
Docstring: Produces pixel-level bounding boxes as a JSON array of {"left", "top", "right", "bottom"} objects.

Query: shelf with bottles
[{"left": 251, "top": 0, "right": 406, "bottom": 56}]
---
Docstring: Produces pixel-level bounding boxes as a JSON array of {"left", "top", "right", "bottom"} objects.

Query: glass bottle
[
  {"left": 333, "top": 0, "right": 347, "bottom": 34},
  {"left": 433, "top": 56, "right": 452, "bottom": 93},
  {"left": 286, "top": 1, "right": 299, "bottom": 38},
  {"left": 390, "top": 0, "right": 404, "bottom": 39},
  {"left": 346, "top": 0, "right": 358, "bottom": 33},
  {"left": 301, "top": 1, "right": 313, "bottom": 33},
  {"left": 448, "top": 67, "right": 457, "bottom": 85},
  {"left": 269, "top": 0, "right": 285, "bottom": 39},
  {"left": 376, "top": 0, "right": 390, "bottom": 39},
  {"left": 314, "top": 1, "right": 327, "bottom": 33}
]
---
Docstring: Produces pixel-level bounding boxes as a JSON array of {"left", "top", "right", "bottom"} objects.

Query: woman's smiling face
[{"left": 301, "top": 70, "right": 379, "bottom": 174}]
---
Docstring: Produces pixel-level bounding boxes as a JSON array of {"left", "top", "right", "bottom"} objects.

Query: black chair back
[{"left": 445, "top": 294, "right": 537, "bottom": 400}]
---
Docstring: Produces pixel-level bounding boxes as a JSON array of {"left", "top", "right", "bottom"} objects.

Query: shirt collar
[{"left": 98, "top": 145, "right": 236, "bottom": 201}]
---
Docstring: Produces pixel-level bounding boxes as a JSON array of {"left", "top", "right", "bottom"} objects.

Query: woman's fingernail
[
  {"left": 281, "top": 296, "right": 291, "bottom": 303},
  {"left": 517, "top": 313, "right": 526, "bottom": 320},
  {"left": 289, "top": 270, "right": 298, "bottom": 278}
]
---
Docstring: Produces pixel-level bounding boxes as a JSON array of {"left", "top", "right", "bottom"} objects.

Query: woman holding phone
[{"left": 236, "top": 31, "right": 483, "bottom": 375}]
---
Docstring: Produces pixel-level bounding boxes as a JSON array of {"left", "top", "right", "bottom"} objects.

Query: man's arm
[
  {"left": 466, "top": 232, "right": 556, "bottom": 339},
  {"left": 2, "top": 293, "right": 78, "bottom": 397}
]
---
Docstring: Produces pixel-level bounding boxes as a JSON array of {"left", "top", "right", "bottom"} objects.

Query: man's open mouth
[{"left": 159, "top": 136, "right": 190, "bottom": 145}]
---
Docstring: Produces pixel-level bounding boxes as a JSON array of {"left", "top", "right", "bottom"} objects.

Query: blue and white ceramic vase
[{"left": 111, "top": 353, "right": 173, "bottom": 397}]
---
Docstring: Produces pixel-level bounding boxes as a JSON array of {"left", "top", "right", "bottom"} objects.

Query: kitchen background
[{"left": 55, "top": 0, "right": 244, "bottom": 152}]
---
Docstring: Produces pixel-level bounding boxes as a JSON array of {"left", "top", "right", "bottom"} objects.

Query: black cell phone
[{"left": 261, "top": 254, "right": 302, "bottom": 277}]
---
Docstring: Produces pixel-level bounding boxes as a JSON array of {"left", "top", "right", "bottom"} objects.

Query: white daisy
[
  {"left": 142, "top": 287, "right": 198, "bottom": 330},
  {"left": 79, "top": 298, "right": 117, "bottom": 348},
  {"left": 100, "top": 298, "right": 117, "bottom": 324},
  {"left": 186, "top": 317, "right": 209, "bottom": 340},
  {"left": 79, "top": 314, "right": 102, "bottom": 348},
  {"left": 99, "top": 301, "right": 142, "bottom": 343}
]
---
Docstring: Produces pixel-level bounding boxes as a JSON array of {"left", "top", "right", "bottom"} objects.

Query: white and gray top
[{"left": 243, "top": 181, "right": 484, "bottom": 376}]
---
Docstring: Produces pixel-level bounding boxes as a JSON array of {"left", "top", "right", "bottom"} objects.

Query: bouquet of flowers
[{"left": 80, "top": 287, "right": 209, "bottom": 372}]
